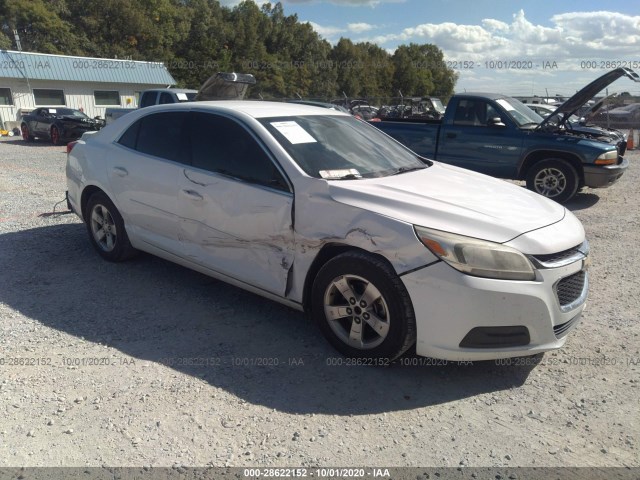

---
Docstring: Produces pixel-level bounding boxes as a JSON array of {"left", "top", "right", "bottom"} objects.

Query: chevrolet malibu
[{"left": 66, "top": 102, "right": 590, "bottom": 361}]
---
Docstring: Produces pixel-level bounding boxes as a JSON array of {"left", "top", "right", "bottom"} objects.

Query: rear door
[
  {"left": 108, "top": 111, "right": 188, "bottom": 252},
  {"left": 437, "top": 98, "right": 523, "bottom": 178},
  {"left": 177, "top": 111, "right": 294, "bottom": 296}
]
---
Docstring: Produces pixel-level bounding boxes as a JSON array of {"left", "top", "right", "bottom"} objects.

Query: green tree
[
  {"left": 392, "top": 43, "right": 457, "bottom": 98},
  {"left": 0, "top": 0, "right": 83, "bottom": 54}
]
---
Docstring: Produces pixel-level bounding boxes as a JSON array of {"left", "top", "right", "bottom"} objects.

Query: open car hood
[
  {"left": 195, "top": 72, "right": 256, "bottom": 101},
  {"left": 538, "top": 67, "right": 640, "bottom": 129}
]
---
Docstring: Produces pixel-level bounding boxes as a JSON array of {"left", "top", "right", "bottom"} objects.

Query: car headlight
[
  {"left": 414, "top": 226, "right": 536, "bottom": 281},
  {"left": 595, "top": 150, "right": 617, "bottom": 165}
]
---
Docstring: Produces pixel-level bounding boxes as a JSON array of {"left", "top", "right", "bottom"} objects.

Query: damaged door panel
[{"left": 178, "top": 168, "right": 294, "bottom": 296}]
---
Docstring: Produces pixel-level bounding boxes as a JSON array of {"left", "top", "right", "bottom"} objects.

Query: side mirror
[{"left": 488, "top": 117, "right": 506, "bottom": 127}]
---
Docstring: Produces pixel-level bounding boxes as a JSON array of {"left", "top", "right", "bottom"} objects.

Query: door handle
[
  {"left": 181, "top": 189, "right": 203, "bottom": 201},
  {"left": 112, "top": 167, "right": 128, "bottom": 177},
  {"left": 446, "top": 132, "right": 457, "bottom": 139}
]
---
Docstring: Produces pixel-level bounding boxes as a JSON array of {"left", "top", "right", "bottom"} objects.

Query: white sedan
[{"left": 66, "top": 101, "right": 589, "bottom": 361}]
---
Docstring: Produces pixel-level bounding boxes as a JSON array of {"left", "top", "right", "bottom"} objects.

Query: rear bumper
[{"left": 583, "top": 157, "right": 628, "bottom": 188}]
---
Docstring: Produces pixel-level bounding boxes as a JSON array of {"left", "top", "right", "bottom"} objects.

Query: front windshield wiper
[
  {"left": 331, "top": 173, "right": 363, "bottom": 180},
  {"left": 390, "top": 165, "right": 427, "bottom": 176}
]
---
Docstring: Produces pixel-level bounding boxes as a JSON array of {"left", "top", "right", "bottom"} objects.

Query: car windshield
[
  {"left": 495, "top": 97, "right": 543, "bottom": 127},
  {"left": 260, "top": 115, "right": 427, "bottom": 179},
  {"left": 50, "top": 108, "right": 89, "bottom": 118}
]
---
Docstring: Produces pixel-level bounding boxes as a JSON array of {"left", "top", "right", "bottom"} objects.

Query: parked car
[
  {"left": 527, "top": 97, "right": 627, "bottom": 147},
  {"left": 378, "top": 97, "right": 445, "bottom": 120},
  {"left": 371, "top": 68, "right": 638, "bottom": 203},
  {"left": 603, "top": 103, "right": 640, "bottom": 127},
  {"left": 104, "top": 72, "right": 256, "bottom": 124},
  {"left": 66, "top": 101, "right": 589, "bottom": 362},
  {"left": 21, "top": 107, "right": 104, "bottom": 145}
]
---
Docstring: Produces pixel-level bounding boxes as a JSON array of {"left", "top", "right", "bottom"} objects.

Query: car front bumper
[
  {"left": 402, "top": 258, "right": 588, "bottom": 361},
  {"left": 583, "top": 157, "right": 628, "bottom": 188}
]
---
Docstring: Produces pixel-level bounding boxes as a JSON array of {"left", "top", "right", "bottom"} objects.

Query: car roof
[
  {"left": 454, "top": 92, "right": 511, "bottom": 100},
  {"left": 188, "top": 100, "right": 350, "bottom": 118}
]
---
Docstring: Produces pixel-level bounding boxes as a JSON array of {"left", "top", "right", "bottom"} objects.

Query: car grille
[
  {"left": 553, "top": 314, "right": 582, "bottom": 338},
  {"left": 556, "top": 270, "right": 587, "bottom": 308},
  {"left": 618, "top": 140, "right": 627, "bottom": 157},
  {"left": 533, "top": 244, "right": 584, "bottom": 267}
]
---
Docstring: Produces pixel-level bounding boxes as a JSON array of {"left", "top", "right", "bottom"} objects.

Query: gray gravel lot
[{"left": 0, "top": 135, "right": 638, "bottom": 469}]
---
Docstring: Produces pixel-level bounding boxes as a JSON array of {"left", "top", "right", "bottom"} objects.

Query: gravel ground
[{"left": 0, "top": 135, "right": 638, "bottom": 471}]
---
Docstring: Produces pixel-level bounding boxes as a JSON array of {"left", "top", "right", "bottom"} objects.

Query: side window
[
  {"left": 117, "top": 119, "right": 140, "bottom": 149},
  {"left": 159, "top": 92, "right": 174, "bottom": 104},
  {"left": 139, "top": 92, "right": 157, "bottom": 108},
  {"left": 188, "top": 112, "right": 289, "bottom": 191},
  {"left": 133, "top": 112, "right": 188, "bottom": 163},
  {"left": 453, "top": 99, "right": 491, "bottom": 126}
]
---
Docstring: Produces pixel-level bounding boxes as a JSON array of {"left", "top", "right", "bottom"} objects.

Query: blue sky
[{"left": 220, "top": 0, "right": 640, "bottom": 96}]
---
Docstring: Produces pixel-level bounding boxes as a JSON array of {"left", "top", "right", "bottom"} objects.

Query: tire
[
  {"left": 525, "top": 158, "right": 579, "bottom": 203},
  {"left": 21, "top": 124, "right": 32, "bottom": 142},
  {"left": 85, "top": 191, "right": 137, "bottom": 262},
  {"left": 50, "top": 125, "right": 61, "bottom": 146},
  {"left": 311, "top": 251, "right": 416, "bottom": 360}
]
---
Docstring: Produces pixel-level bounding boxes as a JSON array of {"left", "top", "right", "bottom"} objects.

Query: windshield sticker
[
  {"left": 271, "top": 121, "right": 317, "bottom": 144},
  {"left": 176, "top": 93, "right": 189, "bottom": 101},
  {"left": 495, "top": 99, "right": 515, "bottom": 111},
  {"left": 319, "top": 169, "right": 360, "bottom": 179},
  {"left": 48, "top": 109, "right": 57, "bottom": 113}
]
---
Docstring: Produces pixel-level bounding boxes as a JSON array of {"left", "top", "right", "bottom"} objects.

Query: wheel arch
[
  {"left": 80, "top": 185, "right": 112, "bottom": 221},
  {"left": 518, "top": 150, "right": 584, "bottom": 182},
  {"left": 301, "top": 243, "right": 397, "bottom": 314}
]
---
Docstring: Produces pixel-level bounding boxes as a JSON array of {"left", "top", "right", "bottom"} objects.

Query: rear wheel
[
  {"left": 85, "top": 192, "right": 137, "bottom": 262},
  {"left": 525, "top": 158, "right": 579, "bottom": 203},
  {"left": 311, "top": 251, "right": 416, "bottom": 361},
  {"left": 50, "top": 125, "right": 61, "bottom": 146}
]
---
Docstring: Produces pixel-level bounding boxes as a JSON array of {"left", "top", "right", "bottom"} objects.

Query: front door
[{"left": 178, "top": 111, "right": 294, "bottom": 296}]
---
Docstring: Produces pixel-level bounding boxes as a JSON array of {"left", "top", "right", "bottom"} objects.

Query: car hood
[
  {"left": 539, "top": 67, "right": 640, "bottom": 129},
  {"left": 56, "top": 115, "right": 99, "bottom": 125},
  {"left": 328, "top": 163, "right": 567, "bottom": 245}
]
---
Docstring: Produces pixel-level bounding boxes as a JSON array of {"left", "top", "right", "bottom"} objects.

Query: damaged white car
[{"left": 66, "top": 101, "right": 589, "bottom": 361}]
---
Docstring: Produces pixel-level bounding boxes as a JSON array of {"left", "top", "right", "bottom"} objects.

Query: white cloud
[
  {"left": 368, "top": 10, "right": 640, "bottom": 61},
  {"left": 348, "top": 22, "right": 377, "bottom": 33},
  {"left": 307, "top": 21, "right": 345, "bottom": 38}
]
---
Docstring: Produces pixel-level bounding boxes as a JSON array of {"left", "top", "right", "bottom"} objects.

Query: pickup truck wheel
[
  {"left": 312, "top": 251, "right": 416, "bottom": 361},
  {"left": 526, "top": 159, "right": 579, "bottom": 203},
  {"left": 85, "top": 192, "right": 137, "bottom": 262}
]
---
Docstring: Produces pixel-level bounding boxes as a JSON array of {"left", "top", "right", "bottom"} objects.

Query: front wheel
[
  {"left": 21, "top": 124, "right": 32, "bottom": 142},
  {"left": 311, "top": 251, "right": 416, "bottom": 360},
  {"left": 85, "top": 192, "right": 137, "bottom": 262},
  {"left": 525, "top": 158, "right": 579, "bottom": 203}
]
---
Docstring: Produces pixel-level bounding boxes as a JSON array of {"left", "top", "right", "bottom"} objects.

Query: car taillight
[{"left": 67, "top": 141, "right": 78, "bottom": 154}]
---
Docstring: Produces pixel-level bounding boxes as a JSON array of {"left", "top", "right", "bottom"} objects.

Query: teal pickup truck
[{"left": 372, "top": 68, "right": 638, "bottom": 202}]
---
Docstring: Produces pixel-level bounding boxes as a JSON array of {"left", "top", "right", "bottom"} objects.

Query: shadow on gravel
[
  {"left": 565, "top": 192, "right": 600, "bottom": 211},
  {"left": 0, "top": 138, "right": 64, "bottom": 148},
  {"left": 0, "top": 224, "right": 537, "bottom": 415}
]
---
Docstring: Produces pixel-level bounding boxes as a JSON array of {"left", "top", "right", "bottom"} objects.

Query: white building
[{"left": 0, "top": 49, "right": 176, "bottom": 127}]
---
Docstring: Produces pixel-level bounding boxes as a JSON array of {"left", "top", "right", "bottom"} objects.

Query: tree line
[{"left": 0, "top": 0, "right": 458, "bottom": 101}]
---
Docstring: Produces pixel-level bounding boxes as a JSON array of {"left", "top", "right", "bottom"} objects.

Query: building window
[
  {"left": 33, "top": 89, "right": 65, "bottom": 106},
  {"left": 0, "top": 88, "right": 13, "bottom": 105},
  {"left": 94, "top": 90, "right": 120, "bottom": 106}
]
